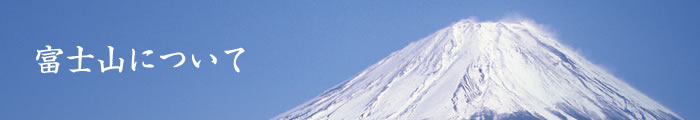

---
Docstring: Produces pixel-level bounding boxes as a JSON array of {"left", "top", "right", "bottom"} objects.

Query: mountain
[{"left": 274, "top": 18, "right": 682, "bottom": 120}]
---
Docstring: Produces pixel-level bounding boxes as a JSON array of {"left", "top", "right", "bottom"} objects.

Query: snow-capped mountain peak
[{"left": 275, "top": 18, "right": 682, "bottom": 120}]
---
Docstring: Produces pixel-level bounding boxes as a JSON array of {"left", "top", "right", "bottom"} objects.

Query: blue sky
[{"left": 1, "top": 0, "right": 698, "bottom": 119}]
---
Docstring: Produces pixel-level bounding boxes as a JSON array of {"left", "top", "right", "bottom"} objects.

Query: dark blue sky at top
[{"left": 1, "top": 0, "right": 698, "bottom": 119}]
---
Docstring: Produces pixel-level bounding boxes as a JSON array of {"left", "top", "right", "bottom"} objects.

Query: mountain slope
[{"left": 275, "top": 19, "right": 682, "bottom": 120}]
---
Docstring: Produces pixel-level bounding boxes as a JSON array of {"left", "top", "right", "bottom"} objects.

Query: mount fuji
[{"left": 275, "top": 18, "right": 682, "bottom": 120}]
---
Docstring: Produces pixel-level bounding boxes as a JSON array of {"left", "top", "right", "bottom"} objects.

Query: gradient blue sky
[{"left": 1, "top": 0, "right": 698, "bottom": 119}]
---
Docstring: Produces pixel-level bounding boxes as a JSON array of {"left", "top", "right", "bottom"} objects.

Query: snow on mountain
[{"left": 274, "top": 18, "right": 682, "bottom": 120}]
